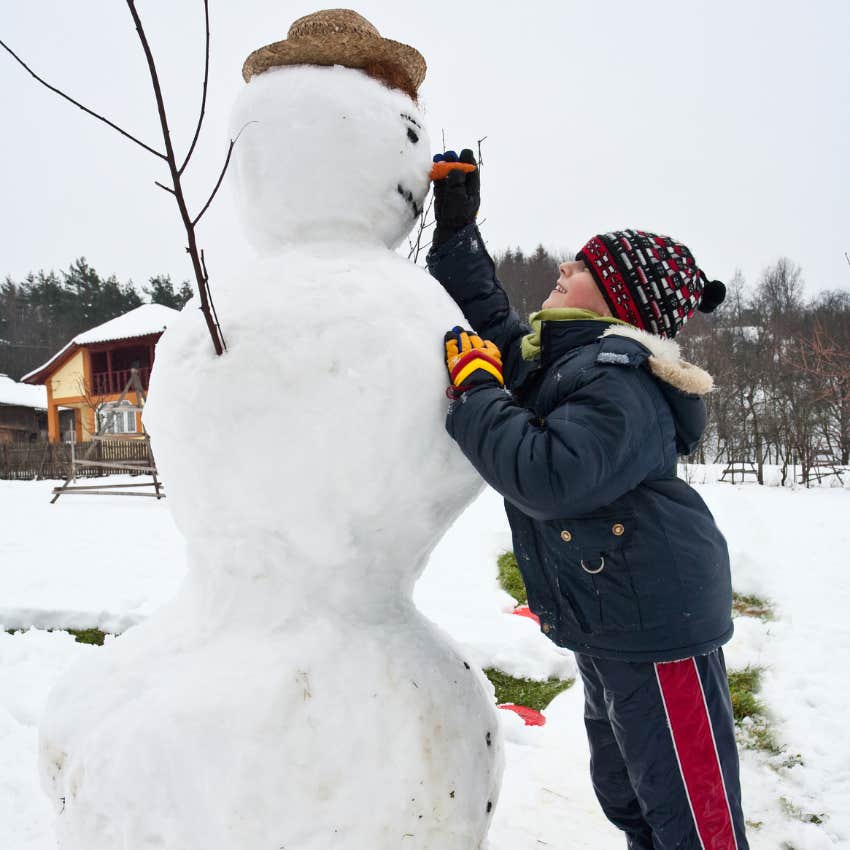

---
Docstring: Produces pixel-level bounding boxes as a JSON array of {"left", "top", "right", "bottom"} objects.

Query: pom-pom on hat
[
  {"left": 576, "top": 229, "right": 725, "bottom": 339},
  {"left": 242, "top": 9, "right": 426, "bottom": 95}
]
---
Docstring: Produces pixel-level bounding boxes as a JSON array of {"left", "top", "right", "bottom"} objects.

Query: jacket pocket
[{"left": 550, "top": 512, "right": 643, "bottom": 633}]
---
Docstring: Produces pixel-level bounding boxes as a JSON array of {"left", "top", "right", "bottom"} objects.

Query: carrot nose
[{"left": 429, "top": 161, "right": 477, "bottom": 181}]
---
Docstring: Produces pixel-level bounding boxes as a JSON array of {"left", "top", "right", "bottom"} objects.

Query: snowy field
[{"left": 1, "top": 471, "right": 848, "bottom": 849}]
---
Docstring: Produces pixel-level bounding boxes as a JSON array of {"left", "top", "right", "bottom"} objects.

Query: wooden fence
[{"left": 0, "top": 440, "right": 153, "bottom": 481}]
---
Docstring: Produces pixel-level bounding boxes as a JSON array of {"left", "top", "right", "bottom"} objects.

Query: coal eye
[{"left": 406, "top": 127, "right": 419, "bottom": 144}]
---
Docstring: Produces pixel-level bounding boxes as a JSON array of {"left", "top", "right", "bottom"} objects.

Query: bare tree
[
  {"left": 1, "top": 0, "right": 231, "bottom": 356},
  {"left": 798, "top": 314, "right": 850, "bottom": 465}
]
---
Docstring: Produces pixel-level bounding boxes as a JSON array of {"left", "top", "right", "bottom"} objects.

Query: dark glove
[
  {"left": 431, "top": 149, "right": 480, "bottom": 250},
  {"left": 444, "top": 326, "right": 503, "bottom": 398}
]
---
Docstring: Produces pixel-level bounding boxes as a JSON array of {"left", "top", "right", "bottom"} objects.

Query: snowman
[{"left": 39, "top": 10, "right": 504, "bottom": 850}]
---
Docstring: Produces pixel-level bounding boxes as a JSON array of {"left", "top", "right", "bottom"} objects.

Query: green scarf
[{"left": 520, "top": 308, "right": 631, "bottom": 361}]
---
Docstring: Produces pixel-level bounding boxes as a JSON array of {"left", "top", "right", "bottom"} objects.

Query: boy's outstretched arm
[
  {"left": 426, "top": 149, "right": 530, "bottom": 388},
  {"left": 446, "top": 368, "right": 665, "bottom": 519}
]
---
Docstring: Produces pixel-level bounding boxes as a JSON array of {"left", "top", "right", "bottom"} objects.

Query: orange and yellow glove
[{"left": 444, "top": 326, "right": 504, "bottom": 397}]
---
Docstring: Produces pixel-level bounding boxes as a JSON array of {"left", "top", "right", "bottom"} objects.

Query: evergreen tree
[
  {"left": 143, "top": 275, "right": 194, "bottom": 309},
  {"left": 494, "top": 244, "right": 573, "bottom": 319},
  {"left": 0, "top": 258, "right": 165, "bottom": 379}
]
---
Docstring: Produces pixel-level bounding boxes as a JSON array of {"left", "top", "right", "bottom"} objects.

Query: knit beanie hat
[{"left": 576, "top": 229, "right": 726, "bottom": 338}]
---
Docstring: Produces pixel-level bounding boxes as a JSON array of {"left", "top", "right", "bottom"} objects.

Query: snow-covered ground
[{"left": 1, "top": 472, "right": 848, "bottom": 849}]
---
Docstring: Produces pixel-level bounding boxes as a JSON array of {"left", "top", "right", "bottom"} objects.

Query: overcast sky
[{"left": 1, "top": 0, "right": 849, "bottom": 300}]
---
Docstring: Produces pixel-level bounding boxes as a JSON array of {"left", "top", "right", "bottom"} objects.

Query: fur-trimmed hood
[
  {"left": 582, "top": 323, "right": 711, "bottom": 455},
  {"left": 600, "top": 325, "right": 714, "bottom": 396}
]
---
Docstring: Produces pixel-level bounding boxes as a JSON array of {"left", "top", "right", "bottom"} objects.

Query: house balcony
[{"left": 92, "top": 367, "right": 151, "bottom": 396}]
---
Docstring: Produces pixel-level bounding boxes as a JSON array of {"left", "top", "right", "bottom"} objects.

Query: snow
[
  {"left": 4, "top": 53, "right": 845, "bottom": 850},
  {"left": 72, "top": 304, "right": 177, "bottom": 346},
  {"left": 21, "top": 304, "right": 179, "bottom": 383},
  {"left": 702, "top": 483, "right": 850, "bottom": 846},
  {"left": 0, "top": 374, "right": 47, "bottom": 409},
  {"left": 0, "top": 477, "right": 184, "bottom": 634},
  {"left": 2, "top": 473, "right": 849, "bottom": 849}
]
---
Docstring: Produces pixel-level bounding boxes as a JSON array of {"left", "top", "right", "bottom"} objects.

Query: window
[{"left": 97, "top": 401, "right": 139, "bottom": 435}]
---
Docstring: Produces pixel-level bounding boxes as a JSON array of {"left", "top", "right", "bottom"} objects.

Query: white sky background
[{"left": 1, "top": 0, "right": 848, "bottom": 299}]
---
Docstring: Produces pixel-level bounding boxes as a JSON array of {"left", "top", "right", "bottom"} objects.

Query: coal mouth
[{"left": 396, "top": 183, "right": 423, "bottom": 219}]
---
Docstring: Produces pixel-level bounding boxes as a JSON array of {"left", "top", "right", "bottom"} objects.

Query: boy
[{"left": 427, "top": 150, "right": 748, "bottom": 850}]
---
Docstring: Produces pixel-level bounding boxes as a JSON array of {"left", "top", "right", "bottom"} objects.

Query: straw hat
[{"left": 242, "top": 9, "right": 426, "bottom": 92}]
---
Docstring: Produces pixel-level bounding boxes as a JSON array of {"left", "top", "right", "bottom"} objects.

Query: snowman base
[{"left": 41, "top": 592, "right": 502, "bottom": 850}]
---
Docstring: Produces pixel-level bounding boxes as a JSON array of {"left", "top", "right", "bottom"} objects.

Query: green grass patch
[
  {"left": 780, "top": 796, "right": 825, "bottom": 825},
  {"left": 728, "top": 667, "right": 763, "bottom": 720},
  {"left": 484, "top": 668, "right": 573, "bottom": 712},
  {"left": 727, "top": 666, "right": 782, "bottom": 755},
  {"left": 497, "top": 551, "right": 527, "bottom": 605},
  {"left": 66, "top": 628, "right": 108, "bottom": 646},
  {"left": 732, "top": 591, "right": 775, "bottom": 620},
  {"left": 5, "top": 627, "right": 109, "bottom": 645}
]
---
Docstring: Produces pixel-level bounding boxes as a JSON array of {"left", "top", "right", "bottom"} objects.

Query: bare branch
[
  {"left": 192, "top": 122, "right": 255, "bottom": 227},
  {"left": 407, "top": 191, "right": 435, "bottom": 263},
  {"left": 0, "top": 38, "right": 166, "bottom": 159},
  {"left": 126, "top": 0, "right": 225, "bottom": 355},
  {"left": 126, "top": 1, "right": 177, "bottom": 167},
  {"left": 178, "top": 0, "right": 210, "bottom": 175},
  {"left": 477, "top": 135, "right": 488, "bottom": 167},
  {"left": 3, "top": 4, "right": 227, "bottom": 356},
  {"left": 200, "top": 249, "right": 226, "bottom": 350}
]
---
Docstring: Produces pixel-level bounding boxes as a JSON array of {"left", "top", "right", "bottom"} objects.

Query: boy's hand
[
  {"left": 444, "top": 326, "right": 503, "bottom": 395},
  {"left": 431, "top": 149, "right": 479, "bottom": 249}
]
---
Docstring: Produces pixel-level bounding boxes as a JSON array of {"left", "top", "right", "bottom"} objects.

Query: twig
[
  {"left": 477, "top": 135, "right": 488, "bottom": 167},
  {"left": 541, "top": 787, "right": 569, "bottom": 800},
  {"left": 199, "top": 249, "right": 225, "bottom": 349},
  {"left": 178, "top": 0, "right": 210, "bottom": 175},
  {"left": 126, "top": 0, "right": 225, "bottom": 354},
  {"left": 3, "top": 3, "right": 228, "bottom": 355},
  {"left": 192, "top": 122, "right": 255, "bottom": 227},
  {"left": 0, "top": 38, "right": 165, "bottom": 160},
  {"left": 407, "top": 191, "right": 435, "bottom": 263}
]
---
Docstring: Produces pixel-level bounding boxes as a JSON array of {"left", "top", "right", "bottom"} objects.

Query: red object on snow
[
  {"left": 498, "top": 704, "right": 546, "bottom": 726},
  {"left": 511, "top": 605, "right": 540, "bottom": 625}
]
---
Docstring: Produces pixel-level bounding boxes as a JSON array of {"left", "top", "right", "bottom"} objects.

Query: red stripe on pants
[{"left": 655, "top": 659, "right": 738, "bottom": 850}]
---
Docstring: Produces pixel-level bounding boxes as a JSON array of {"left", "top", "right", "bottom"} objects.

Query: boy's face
[{"left": 541, "top": 260, "right": 612, "bottom": 315}]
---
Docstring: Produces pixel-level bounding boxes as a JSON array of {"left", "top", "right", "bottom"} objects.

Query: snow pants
[{"left": 575, "top": 649, "right": 749, "bottom": 850}]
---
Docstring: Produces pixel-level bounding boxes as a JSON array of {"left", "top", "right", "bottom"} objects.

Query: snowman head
[{"left": 231, "top": 12, "right": 430, "bottom": 252}]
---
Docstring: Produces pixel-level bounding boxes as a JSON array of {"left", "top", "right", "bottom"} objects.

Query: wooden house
[
  {"left": 0, "top": 374, "right": 49, "bottom": 442},
  {"left": 22, "top": 304, "right": 179, "bottom": 443}
]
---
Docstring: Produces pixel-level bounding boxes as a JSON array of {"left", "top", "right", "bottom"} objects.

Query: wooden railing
[{"left": 92, "top": 367, "right": 151, "bottom": 396}]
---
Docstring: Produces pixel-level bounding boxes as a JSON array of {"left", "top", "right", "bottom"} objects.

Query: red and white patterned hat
[{"left": 577, "top": 230, "right": 725, "bottom": 338}]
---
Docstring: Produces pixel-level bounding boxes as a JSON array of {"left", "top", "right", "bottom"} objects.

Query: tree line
[
  {"left": 677, "top": 261, "right": 850, "bottom": 484},
  {"left": 3, "top": 249, "right": 848, "bottom": 484},
  {"left": 495, "top": 246, "right": 850, "bottom": 484},
  {"left": 0, "top": 258, "right": 192, "bottom": 380}
]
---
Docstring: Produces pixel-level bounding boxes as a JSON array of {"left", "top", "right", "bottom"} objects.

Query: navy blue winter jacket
[{"left": 428, "top": 226, "right": 733, "bottom": 662}]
